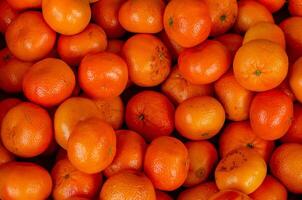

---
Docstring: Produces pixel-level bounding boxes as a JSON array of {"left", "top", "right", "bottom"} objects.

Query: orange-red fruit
[
  {"left": 250, "top": 89, "right": 294, "bottom": 140},
  {"left": 279, "top": 17, "right": 302, "bottom": 63},
  {"left": 281, "top": 104, "right": 302, "bottom": 143},
  {"left": 233, "top": 39, "right": 288, "bottom": 91},
  {"left": 289, "top": 0, "right": 302, "bottom": 16},
  {"left": 91, "top": 0, "right": 125, "bottom": 39},
  {"left": 51, "top": 158, "right": 102, "bottom": 200},
  {"left": 0, "top": 143, "right": 14, "bottom": 166},
  {"left": 175, "top": 96, "right": 225, "bottom": 140},
  {"left": 1, "top": 102, "right": 52, "bottom": 157},
  {"left": 216, "top": 33, "right": 243, "bottom": 58},
  {"left": 235, "top": 0, "right": 274, "bottom": 33},
  {"left": 243, "top": 22, "right": 286, "bottom": 49},
  {"left": 100, "top": 170, "right": 156, "bottom": 200},
  {"left": 144, "top": 136, "right": 189, "bottom": 191},
  {"left": 184, "top": 141, "right": 218, "bottom": 187},
  {"left": 57, "top": 23, "right": 107, "bottom": 66},
  {"left": 270, "top": 143, "right": 302, "bottom": 193},
  {"left": 178, "top": 182, "right": 219, "bottom": 200},
  {"left": 125, "top": 91, "right": 175, "bottom": 141},
  {"left": 163, "top": 0, "right": 211, "bottom": 48},
  {"left": 23, "top": 58, "right": 75, "bottom": 107},
  {"left": 161, "top": 66, "right": 213, "bottom": 104},
  {"left": 67, "top": 118, "right": 116, "bottom": 174},
  {"left": 93, "top": 96, "right": 124, "bottom": 130},
  {"left": 0, "top": 98, "right": 21, "bottom": 126},
  {"left": 54, "top": 97, "right": 102, "bottom": 149},
  {"left": 215, "top": 148, "right": 267, "bottom": 194},
  {"left": 122, "top": 34, "right": 171, "bottom": 87},
  {"left": 250, "top": 175, "right": 288, "bottom": 200},
  {"left": 0, "top": 0, "right": 18, "bottom": 33},
  {"left": 0, "top": 162, "right": 52, "bottom": 200},
  {"left": 104, "top": 130, "right": 147, "bottom": 177},
  {"left": 256, "top": 0, "right": 285, "bottom": 13},
  {"left": 289, "top": 57, "right": 302, "bottom": 103},
  {"left": 203, "top": 0, "right": 238, "bottom": 36},
  {"left": 42, "top": 0, "right": 91, "bottom": 35},
  {"left": 6, "top": 0, "right": 41, "bottom": 10},
  {"left": 178, "top": 40, "right": 231, "bottom": 85},
  {"left": 214, "top": 72, "right": 254, "bottom": 121},
  {"left": 5, "top": 11, "right": 56, "bottom": 62},
  {"left": 0, "top": 57, "right": 32, "bottom": 93},
  {"left": 209, "top": 190, "right": 252, "bottom": 200},
  {"left": 219, "top": 121, "right": 275, "bottom": 162},
  {"left": 79, "top": 52, "right": 128, "bottom": 99},
  {"left": 118, "top": 0, "right": 165, "bottom": 33}
]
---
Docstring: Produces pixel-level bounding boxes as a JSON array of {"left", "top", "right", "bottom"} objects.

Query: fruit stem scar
[
  {"left": 220, "top": 14, "right": 227, "bottom": 22},
  {"left": 63, "top": 174, "right": 70, "bottom": 179},
  {"left": 168, "top": 17, "right": 173, "bottom": 26},
  {"left": 246, "top": 143, "right": 254, "bottom": 148},
  {"left": 254, "top": 69, "right": 262, "bottom": 76},
  {"left": 138, "top": 114, "right": 144, "bottom": 121}
]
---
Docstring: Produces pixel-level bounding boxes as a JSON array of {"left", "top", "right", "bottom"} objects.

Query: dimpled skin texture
[
  {"left": 42, "top": 0, "right": 91, "bottom": 35},
  {"left": 234, "top": 0, "right": 274, "bottom": 33},
  {"left": 100, "top": 170, "right": 156, "bottom": 200},
  {"left": 250, "top": 89, "right": 294, "bottom": 140},
  {"left": 175, "top": 96, "right": 225, "bottom": 140},
  {"left": 243, "top": 22, "right": 286, "bottom": 48},
  {"left": 163, "top": 0, "right": 211, "bottom": 48},
  {"left": 122, "top": 34, "right": 171, "bottom": 87},
  {"left": 79, "top": 52, "right": 128, "bottom": 99},
  {"left": 203, "top": 0, "right": 238, "bottom": 36},
  {"left": 178, "top": 40, "right": 231, "bottom": 85},
  {"left": 91, "top": 0, "right": 126, "bottom": 39},
  {"left": 5, "top": 11, "right": 56, "bottom": 62},
  {"left": 250, "top": 175, "right": 288, "bottom": 200},
  {"left": 125, "top": 91, "right": 175, "bottom": 141},
  {"left": 215, "top": 148, "right": 267, "bottom": 194},
  {"left": 233, "top": 40, "right": 288, "bottom": 92},
  {"left": 118, "top": 0, "right": 165, "bottom": 33},
  {"left": 214, "top": 72, "right": 253, "bottom": 121},
  {"left": 270, "top": 143, "right": 302, "bottom": 194},
  {"left": 51, "top": 158, "right": 102, "bottom": 200},
  {"left": 93, "top": 96, "right": 124, "bottom": 130},
  {"left": 67, "top": 118, "right": 116, "bottom": 174},
  {"left": 104, "top": 130, "right": 147, "bottom": 177},
  {"left": 144, "top": 136, "right": 189, "bottom": 191},
  {"left": 0, "top": 162, "right": 52, "bottom": 200},
  {"left": 183, "top": 141, "right": 218, "bottom": 187},
  {"left": 57, "top": 23, "right": 108, "bottom": 66},
  {"left": 162, "top": 66, "right": 213, "bottom": 104},
  {"left": 1, "top": 102, "right": 52, "bottom": 157},
  {"left": 23, "top": 58, "right": 76, "bottom": 107},
  {"left": 54, "top": 97, "right": 103, "bottom": 149},
  {"left": 219, "top": 121, "right": 275, "bottom": 162}
]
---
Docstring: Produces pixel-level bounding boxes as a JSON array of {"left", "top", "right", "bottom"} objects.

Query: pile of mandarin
[{"left": 0, "top": 0, "right": 302, "bottom": 199}]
